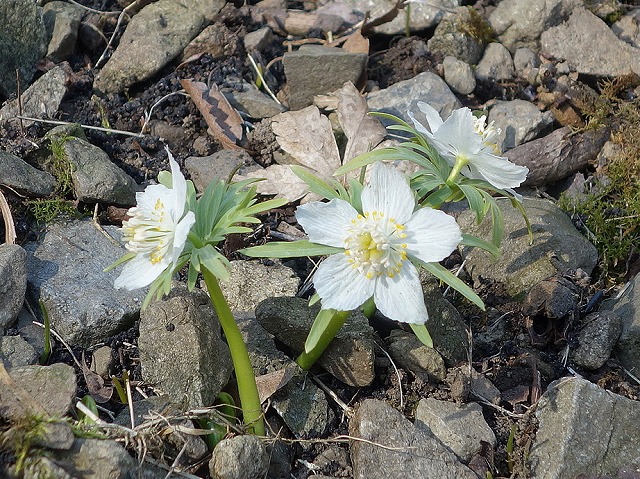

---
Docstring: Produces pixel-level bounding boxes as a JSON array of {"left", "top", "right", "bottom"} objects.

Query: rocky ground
[{"left": 1, "top": 0, "right": 640, "bottom": 478}]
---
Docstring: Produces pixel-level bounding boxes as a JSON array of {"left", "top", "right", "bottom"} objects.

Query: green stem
[
  {"left": 296, "top": 310, "right": 351, "bottom": 370},
  {"left": 201, "top": 267, "right": 265, "bottom": 436},
  {"left": 446, "top": 156, "right": 469, "bottom": 186}
]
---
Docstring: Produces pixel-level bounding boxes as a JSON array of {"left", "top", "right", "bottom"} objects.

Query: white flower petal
[
  {"left": 361, "top": 162, "right": 415, "bottom": 224},
  {"left": 416, "top": 101, "right": 444, "bottom": 132},
  {"left": 296, "top": 199, "right": 357, "bottom": 247},
  {"left": 313, "top": 254, "right": 375, "bottom": 311},
  {"left": 433, "top": 107, "right": 484, "bottom": 157},
  {"left": 171, "top": 211, "right": 196, "bottom": 264},
  {"left": 114, "top": 254, "right": 168, "bottom": 290},
  {"left": 466, "top": 152, "right": 529, "bottom": 190},
  {"left": 407, "top": 109, "right": 433, "bottom": 138},
  {"left": 403, "top": 208, "right": 462, "bottom": 263},
  {"left": 166, "top": 147, "right": 189, "bottom": 220},
  {"left": 374, "top": 262, "right": 428, "bottom": 324},
  {"left": 135, "top": 184, "right": 173, "bottom": 213}
]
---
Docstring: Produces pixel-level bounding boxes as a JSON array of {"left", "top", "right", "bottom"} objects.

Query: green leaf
[
  {"left": 459, "top": 184, "right": 487, "bottom": 223},
  {"left": 308, "top": 292, "right": 321, "bottom": 306},
  {"left": 304, "top": 308, "right": 338, "bottom": 353},
  {"left": 409, "top": 323, "right": 433, "bottom": 348},
  {"left": 420, "top": 261, "right": 485, "bottom": 311},
  {"left": 103, "top": 252, "right": 136, "bottom": 273},
  {"left": 461, "top": 233, "right": 500, "bottom": 259},
  {"left": 509, "top": 196, "right": 533, "bottom": 244},
  {"left": 291, "top": 166, "right": 341, "bottom": 200},
  {"left": 240, "top": 240, "right": 343, "bottom": 258}
]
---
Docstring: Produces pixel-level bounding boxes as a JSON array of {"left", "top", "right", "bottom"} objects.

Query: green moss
[
  {"left": 1, "top": 415, "right": 50, "bottom": 475},
  {"left": 28, "top": 198, "right": 80, "bottom": 223},
  {"left": 47, "top": 134, "right": 75, "bottom": 195},
  {"left": 459, "top": 7, "right": 494, "bottom": 44}
]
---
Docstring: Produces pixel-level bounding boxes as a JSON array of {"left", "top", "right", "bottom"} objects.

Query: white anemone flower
[
  {"left": 114, "top": 149, "right": 196, "bottom": 290},
  {"left": 296, "top": 162, "right": 462, "bottom": 324},
  {"left": 408, "top": 102, "right": 529, "bottom": 190}
]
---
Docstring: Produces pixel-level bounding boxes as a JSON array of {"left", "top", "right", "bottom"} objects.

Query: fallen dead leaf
[
  {"left": 255, "top": 366, "right": 297, "bottom": 404},
  {"left": 81, "top": 351, "right": 113, "bottom": 404}
]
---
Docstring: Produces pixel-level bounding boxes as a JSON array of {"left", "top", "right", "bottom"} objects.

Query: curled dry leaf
[
  {"left": 81, "top": 351, "right": 113, "bottom": 404},
  {"left": 255, "top": 366, "right": 297, "bottom": 404},
  {"left": 180, "top": 79, "right": 244, "bottom": 150}
]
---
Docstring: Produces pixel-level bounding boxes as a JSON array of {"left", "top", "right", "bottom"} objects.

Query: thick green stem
[
  {"left": 296, "top": 310, "right": 351, "bottom": 370},
  {"left": 201, "top": 268, "right": 265, "bottom": 436},
  {"left": 446, "top": 156, "right": 469, "bottom": 186}
]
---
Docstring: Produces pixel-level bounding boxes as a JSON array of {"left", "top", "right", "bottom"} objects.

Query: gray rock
[
  {"left": 219, "top": 260, "right": 300, "bottom": 313},
  {"left": 0, "top": 335, "right": 38, "bottom": 368},
  {"left": 138, "top": 284, "right": 233, "bottom": 409},
  {"left": 185, "top": 149, "right": 254, "bottom": 193},
  {"left": 209, "top": 435, "right": 269, "bottom": 479},
  {"left": 237, "top": 315, "right": 334, "bottom": 438},
  {"left": 225, "top": 83, "right": 284, "bottom": 119},
  {"left": 15, "top": 306, "right": 45, "bottom": 356},
  {"left": 94, "top": 0, "right": 224, "bottom": 93},
  {"left": 489, "top": 0, "right": 579, "bottom": 52},
  {"left": 8, "top": 363, "right": 76, "bottom": 417},
  {"left": 443, "top": 56, "right": 476, "bottom": 95},
  {"left": 0, "top": 244, "right": 27, "bottom": 328},
  {"left": 43, "top": 1, "right": 83, "bottom": 63},
  {"left": 475, "top": 42, "right": 515, "bottom": 82},
  {"left": 540, "top": 8, "right": 640, "bottom": 77},
  {"left": 114, "top": 395, "right": 208, "bottom": 464},
  {"left": 342, "top": 0, "right": 457, "bottom": 35},
  {"left": 283, "top": 45, "right": 367, "bottom": 110},
  {"left": 513, "top": 47, "right": 540, "bottom": 73},
  {"left": 367, "top": 72, "right": 461, "bottom": 129},
  {"left": 24, "top": 219, "right": 143, "bottom": 347},
  {"left": 23, "top": 456, "right": 75, "bottom": 479},
  {"left": 427, "top": 7, "right": 488, "bottom": 65},
  {"left": 0, "top": 150, "right": 56, "bottom": 197},
  {"left": 488, "top": 99, "right": 554, "bottom": 152},
  {"left": 350, "top": 399, "right": 478, "bottom": 478},
  {"left": 386, "top": 329, "right": 446, "bottom": 381},
  {"left": 612, "top": 8, "right": 640, "bottom": 48},
  {"left": 54, "top": 136, "right": 138, "bottom": 206},
  {"left": 244, "top": 26, "right": 274, "bottom": 52},
  {"left": 457, "top": 198, "right": 598, "bottom": 298},
  {"left": 415, "top": 398, "right": 496, "bottom": 463},
  {"left": 0, "top": 65, "right": 70, "bottom": 128},
  {"left": 609, "top": 274, "right": 640, "bottom": 375},
  {"left": 91, "top": 345, "right": 112, "bottom": 378},
  {"left": 529, "top": 377, "right": 640, "bottom": 478},
  {"left": 255, "top": 296, "right": 375, "bottom": 387},
  {"left": 0, "top": 0, "right": 47, "bottom": 99},
  {"left": 571, "top": 311, "right": 622, "bottom": 370}
]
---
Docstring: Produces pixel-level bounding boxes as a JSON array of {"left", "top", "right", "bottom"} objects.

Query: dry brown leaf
[
  {"left": 255, "top": 366, "right": 297, "bottom": 404},
  {"left": 81, "top": 351, "right": 113, "bottom": 404},
  {"left": 180, "top": 79, "right": 244, "bottom": 150},
  {"left": 342, "top": 28, "right": 370, "bottom": 55}
]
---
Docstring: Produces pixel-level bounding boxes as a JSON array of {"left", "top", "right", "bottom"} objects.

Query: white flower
[
  {"left": 296, "top": 162, "right": 462, "bottom": 324},
  {"left": 408, "top": 102, "right": 529, "bottom": 190},
  {"left": 114, "top": 148, "right": 196, "bottom": 290}
]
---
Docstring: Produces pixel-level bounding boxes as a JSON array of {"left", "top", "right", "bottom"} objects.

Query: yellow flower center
[
  {"left": 122, "top": 198, "right": 173, "bottom": 264},
  {"left": 344, "top": 211, "right": 408, "bottom": 280}
]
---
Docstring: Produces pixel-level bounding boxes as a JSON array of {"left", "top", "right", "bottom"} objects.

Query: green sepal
[
  {"left": 304, "top": 308, "right": 339, "bottom": 354},
  {"left": 240, "top": 240, "right": 343, "bottom": 258},
  {"left": 409, "top": 323, "right": 433, "bottom": 349},
  {"left": 419, "top": 261, "right": 485, "bottom": 311},
  {"left": 103, "top": 252, "right": 136, "bottom": 272},
  {"left": 308, "top": 292, "right": 321, "bottom": 307},
  {"left": 157, "top": 170, "right": 172, "bottom": 188},
  {"left": 461, "top": 233, "right": 500, "bottom": 259}
]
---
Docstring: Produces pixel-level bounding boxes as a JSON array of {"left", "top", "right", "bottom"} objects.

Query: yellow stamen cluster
[
  {"left": 122, "top": 198, "right": 172, "bottom": 265},
  {"left": 344, "top": 210, "right": 409, "bottom": 280}
]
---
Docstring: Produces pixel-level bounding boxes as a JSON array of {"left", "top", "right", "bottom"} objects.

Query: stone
[
  {"left": 488, "top": 99, "right": 554, "bottom": 152},
  {"left": 529, "top": 377, "right": 640, "bottom": 478},
  {"left": 349, "top": 399, "right": 478, "bottom": 478},
  {"left": 219, "top": 260, "right": 300, "bottom": 313},
  {"left": 0, "top": 150, "right": 56, "bottom": 197},
  {"left": 415, "top": 398, "right": 496, "bottom": 463},
  {"left": 237, "top": 315, "right": 334, "bottom": 438},
  {"left": 427, "top": 7, "right": 487, "bottom": 65},
  {"left": 386, "top": 329, "right": 446, "bottom": 381},
  {"left": 540, "top": 8, "right": 640, "bottom": 77},
  {"left": 0, "top": 244, "right": 27, "bottom": 329},
  {"left": 138, "top": 284, "right": 233, "bottom": 409},
  {"left": 613, "top": 8, "right": 640, "bottom": 48},
  {"left": 43, "top": 1, "right": 83, "bottom": 63},
  {"left": 609, "top": 274, "right": 640, "bottom": 374},
  {"left": 457, "top": 198, "right": 598, "bottom": 298},
  {"left": 489, "top": 0, "right": 579, "bottom": 52},
  {"left": 244, "top": 26, "right": 274, "bottom": 52},
  {"left": 0, "top": 65, "right": 70, "bottom": 128},
  {"left": 475, "top": 42, "right": 515, "bottom": 82},
  {"left": 209, "top": 435, "right": 269, "bottom": 479},
  {"left": 15, "top": 306, "right": 45, "bottom": 356},
  {"left": 8, "top": 363, "right": 76, "bottom": 417},
  {"left": 513, "top": 47, "right": 540, "bottom": 74},
  {"left": 442, "top": 56, "right": 476, "bottom": 95},
  {"left": 283, "top": 45, "right": 367, "bottom": 110},
  {"left": 367, "top": 72, "right": 461, "bottom": 130},
  {"left": 571, "top": 311, "right": 622, "bottom": 370},
  {"left": 0, "top": 335, "right": 38, "bottom": 368},
  {"left": 225, "top": 83, "right": 284, "bottom": 119},
  {"left": 255, "top": 296, "right": 375, "bottom": 387},
  {"left": 342, "top": 0, "right": 457, "bottom": 36},
  {"left": 24, "top": 219, "right": 144, "bottom": 348},
  {"left": 54, "top": 136, "right": 138, "bottom": 206},
  {"left": 0, "top": 0, "right": 47, "bottom": 99},
  {"left": 185, "top": 150, "right": 254, "bottom": 193},
  {"left": 91, "top": 345, "right": 113, "bottom": 378},
  {"left": 94, "top": 0, "right": 224, "bottom": 93}
]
